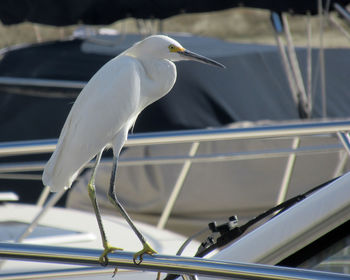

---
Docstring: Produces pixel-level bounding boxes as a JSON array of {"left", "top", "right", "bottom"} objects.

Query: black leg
[{"left": 108, "top": 155, "right": 157, "bottom": 263}]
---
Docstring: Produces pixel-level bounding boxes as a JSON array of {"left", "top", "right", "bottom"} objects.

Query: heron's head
[{"left": 130, "top": 35, "right": 225, "bottom": 68}]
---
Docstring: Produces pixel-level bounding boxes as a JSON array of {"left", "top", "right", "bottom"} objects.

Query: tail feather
[
  {"left": 42, "top": 136, "right": 102, "bottom": 192},
  {"left": 42, "top": 117, "right": 94, "bottom": 192},
  {"left": 42, "top": 146, "right": 77, "bottom": 192}
]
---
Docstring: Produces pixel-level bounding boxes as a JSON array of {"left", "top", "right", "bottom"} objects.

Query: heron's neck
[{"left": 137, "top": 57, "right": 177, "bottom": 107}]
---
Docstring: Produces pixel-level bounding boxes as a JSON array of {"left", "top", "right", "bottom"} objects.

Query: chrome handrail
[
  {"left": 0, "top": 139, "right": 56, "bottom": 157},
  {"left": 0, "top": 243, "right": 349, "bottom": 280},
  {"left": 0, "top": 76, "right": 85, "bottom": 89},
  {"left": 126, "top": 119, "right": 350, "bottom": 146},
  {"left": 0, "top": 143, "right": 342, "bottom": 174},
  {"left": 0, "top": 119, "right": 349, "bottom": 157}
]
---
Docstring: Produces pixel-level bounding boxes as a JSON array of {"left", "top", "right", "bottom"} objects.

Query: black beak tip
[
  {"left": 218, "top": 63, "right": 226, "bottom": 69},
  {"left": 179, "top": 50, "right": 226, "bottom": 69}
]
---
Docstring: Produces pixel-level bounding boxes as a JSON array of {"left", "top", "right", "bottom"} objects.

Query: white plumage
[{"left": 43, "top": 35, "right": 179, "bottom": 191}]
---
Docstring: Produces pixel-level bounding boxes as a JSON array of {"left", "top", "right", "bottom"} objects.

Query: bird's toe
[
  {"left": 133, "top": 242, "right": 157, "bottom": 265},
  {"left": 99, "top": 243, "right": 123, "bottom": 266}
]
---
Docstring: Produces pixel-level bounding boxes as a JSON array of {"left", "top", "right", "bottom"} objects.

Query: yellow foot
[
  {"left": 99, "top": 243, "right": 123, "bottom": 267},
  {"left": 133, "top": 242, "right": 157, "bottom": 265}
]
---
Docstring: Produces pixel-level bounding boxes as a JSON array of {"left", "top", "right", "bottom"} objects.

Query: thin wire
[{"left": 176, "top": 227, "right": 209, "bottom": 256}]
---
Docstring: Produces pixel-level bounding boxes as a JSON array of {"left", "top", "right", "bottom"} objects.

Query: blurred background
[{"left": 1, "top": 6, "right": 350, "bottom": 48}]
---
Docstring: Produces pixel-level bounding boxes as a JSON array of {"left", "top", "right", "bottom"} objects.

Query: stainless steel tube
[
  {"left": 0, "top": 243, "right": 349, "bottom": 280},
  {"left": 0, "top": 120, "right": 350, "bottom": 157}
]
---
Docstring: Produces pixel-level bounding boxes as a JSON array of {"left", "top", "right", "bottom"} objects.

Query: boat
[
  {"left": 1, "top": 122, "right": 350, "bottom": 279},
  {"left": 1, "top": 119, "right": 350, "bottom": 279},
  {"left": 1, "top": 1, "right": 350, "bottom": 279}
]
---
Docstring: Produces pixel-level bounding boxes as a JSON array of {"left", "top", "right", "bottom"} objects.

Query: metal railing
[
  {"left": 1, "top": 119, "right": 350, "bottom": 279},
  {"left": 1, "top": 119, "right": 350, "bottom": 229},
  {"left": 0, "top": 76, "right": 85, "bottom": 89},
  {"left": 0, "top": 119, "right": 350, "bottom": 157},
  {"left": 0, "top": 242, "right": 349, "bottom": 280}
]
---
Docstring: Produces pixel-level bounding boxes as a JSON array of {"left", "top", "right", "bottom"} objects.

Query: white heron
[{"left": 42, "top": 35, "right": 225, "bottom": 265}]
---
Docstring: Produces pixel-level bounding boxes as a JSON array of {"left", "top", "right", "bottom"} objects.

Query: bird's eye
[{"left": 168, "top": 45, "right": 176, "bottom": 52}]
